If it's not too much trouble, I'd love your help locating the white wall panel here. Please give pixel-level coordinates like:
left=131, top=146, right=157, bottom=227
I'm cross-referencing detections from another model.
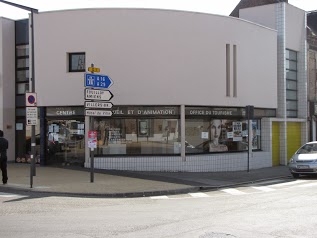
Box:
left=285, top=5, right=306, bottom=51
left=240, top=4, right=276, bottom=30
left=0, top=18, right=16, bottom=161
left=34, top=9, right=277, bottom=108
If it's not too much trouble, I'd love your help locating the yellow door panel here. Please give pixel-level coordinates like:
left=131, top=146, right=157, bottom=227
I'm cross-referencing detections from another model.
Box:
left=287, top=122, right=301, bottom=160
left=272, top=122, right=280, bottom=166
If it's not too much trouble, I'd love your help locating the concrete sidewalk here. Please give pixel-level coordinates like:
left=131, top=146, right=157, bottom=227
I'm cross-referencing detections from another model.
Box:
left=0, top=163, right=291, bottom=197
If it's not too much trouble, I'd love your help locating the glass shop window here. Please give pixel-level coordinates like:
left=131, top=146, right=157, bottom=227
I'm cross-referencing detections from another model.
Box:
left=185, top=118, right=261, bottom=154
left=92, top=118, right=180, bottom=155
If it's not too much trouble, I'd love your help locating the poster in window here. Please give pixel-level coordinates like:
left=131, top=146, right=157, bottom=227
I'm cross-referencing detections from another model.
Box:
left=233, top=121, right=242, bottom=141
left=252, top=121, right=258, bottom=149
left=108, top=128, right=121, bottom=143
left=201, top=132, right=208, bottom=139
left=139, top=120, right=149, bottom=136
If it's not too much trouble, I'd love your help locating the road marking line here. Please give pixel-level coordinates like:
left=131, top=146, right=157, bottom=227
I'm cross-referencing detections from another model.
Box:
left=297, top=182, right=317, bottom=188
left=2, top=183, right=30, bottom=188
left=150, top=195, right=169, bottom=199
left=269, top=180, right=306, bottom=187
left=251, top=179, right=285, bottom=186
left=220, top=188, right=246, bottom=195
left=1, top=184, right=50, bottom=189
left=0, top=192, right=19, bottom=198
left=251, top=186, right=276, bottom=192
left=188, top=192, right=210, bottom=198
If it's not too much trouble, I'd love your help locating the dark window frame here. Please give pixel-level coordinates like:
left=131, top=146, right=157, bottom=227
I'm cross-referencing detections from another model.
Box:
left=286, top=49, right=298, bottom=118
left=68, top=52, right=85, bottom=72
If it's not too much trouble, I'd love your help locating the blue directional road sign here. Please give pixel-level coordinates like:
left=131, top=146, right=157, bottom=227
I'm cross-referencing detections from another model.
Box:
left=85, top=73, right=113, bottom=89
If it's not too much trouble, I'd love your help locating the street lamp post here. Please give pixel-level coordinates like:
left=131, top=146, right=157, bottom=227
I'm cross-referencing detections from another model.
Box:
left=0, top=0, right=38, bottom=188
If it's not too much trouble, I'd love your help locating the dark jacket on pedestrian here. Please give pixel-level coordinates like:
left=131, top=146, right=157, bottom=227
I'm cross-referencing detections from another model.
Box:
left=0, top=132, right=8, bottom=161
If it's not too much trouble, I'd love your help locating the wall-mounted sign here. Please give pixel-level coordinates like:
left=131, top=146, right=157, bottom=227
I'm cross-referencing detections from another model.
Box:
left=186, top=107, right=243, bottom=117
left=109, top=106, right=179, bottom=116
left=46, top=107, right=84, bottom=117
left=185, top=107, right=276, bottom=118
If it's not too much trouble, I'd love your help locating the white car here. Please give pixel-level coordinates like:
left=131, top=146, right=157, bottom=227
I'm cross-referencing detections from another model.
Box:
left=288, top=141, right=317, bottom=178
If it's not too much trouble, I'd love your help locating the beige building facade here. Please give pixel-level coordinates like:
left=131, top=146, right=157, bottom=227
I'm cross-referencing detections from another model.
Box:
left=0, top=2, right=310, bottom=172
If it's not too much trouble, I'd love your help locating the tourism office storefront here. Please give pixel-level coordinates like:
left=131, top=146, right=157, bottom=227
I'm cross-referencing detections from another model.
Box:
left=29, top=105, right=275, bottom=171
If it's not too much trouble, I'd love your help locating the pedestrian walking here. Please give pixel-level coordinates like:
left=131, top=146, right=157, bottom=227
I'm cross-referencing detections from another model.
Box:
left=0, top=130, right=9, bottom=184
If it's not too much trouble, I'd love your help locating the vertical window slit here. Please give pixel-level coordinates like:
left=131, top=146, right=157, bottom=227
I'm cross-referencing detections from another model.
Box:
left=233, top=45, right=237, bottom=97
left=226, top=44, right=230, bottom=97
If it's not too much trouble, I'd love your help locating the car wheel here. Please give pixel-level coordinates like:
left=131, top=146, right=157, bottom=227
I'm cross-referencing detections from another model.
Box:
left=292, top=173, right=300, bottom=178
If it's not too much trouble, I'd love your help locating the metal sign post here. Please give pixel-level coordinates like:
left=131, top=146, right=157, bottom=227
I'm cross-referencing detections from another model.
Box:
left=88, top=64, right=96, bottom=183
left=246, top=105, right=254, bottom=172
left=30, top=6, right=38, bottom=189
left=84, top=64, right=114, bottom=183
left=88, top=130, right=97, bottom=182
left=90, top=147, right=94, bottom=182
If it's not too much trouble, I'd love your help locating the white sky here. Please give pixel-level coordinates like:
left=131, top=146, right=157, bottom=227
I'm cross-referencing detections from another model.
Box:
left=0, top=0, right=316, bottom=20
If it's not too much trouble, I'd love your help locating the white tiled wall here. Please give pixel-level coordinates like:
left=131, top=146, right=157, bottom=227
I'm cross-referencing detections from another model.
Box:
left=86, top=151, right=272, bottom=172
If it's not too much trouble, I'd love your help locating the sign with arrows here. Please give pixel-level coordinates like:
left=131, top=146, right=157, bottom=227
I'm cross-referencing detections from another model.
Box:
left=85, top=88, right=113, bottom=101
left=85, top=73, right=113, bottom=89
left=85, top=101, right=113, bottom=109
left=84, top=65, right=114, bottom=183
left=85, top=110, right=113, bottom=117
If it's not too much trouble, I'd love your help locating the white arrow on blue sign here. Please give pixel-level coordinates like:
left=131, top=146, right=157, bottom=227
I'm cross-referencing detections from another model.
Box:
left=85, top=73, right=113, bottom=89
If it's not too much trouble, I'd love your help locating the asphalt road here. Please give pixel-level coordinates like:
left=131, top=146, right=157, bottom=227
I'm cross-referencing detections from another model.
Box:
left=1, top=177, right=317, bottom=238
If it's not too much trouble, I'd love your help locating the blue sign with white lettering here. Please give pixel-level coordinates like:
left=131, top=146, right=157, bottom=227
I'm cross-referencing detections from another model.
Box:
left=85, top=73, right=113, bottom=89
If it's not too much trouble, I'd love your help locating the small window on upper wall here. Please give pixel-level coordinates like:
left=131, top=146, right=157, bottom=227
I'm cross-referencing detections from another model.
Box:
left=68, top=52, right=85, bottom=72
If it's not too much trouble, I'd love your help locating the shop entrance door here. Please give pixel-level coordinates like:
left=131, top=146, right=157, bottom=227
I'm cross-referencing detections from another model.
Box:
left=47, top=119, right=85, bottom=166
